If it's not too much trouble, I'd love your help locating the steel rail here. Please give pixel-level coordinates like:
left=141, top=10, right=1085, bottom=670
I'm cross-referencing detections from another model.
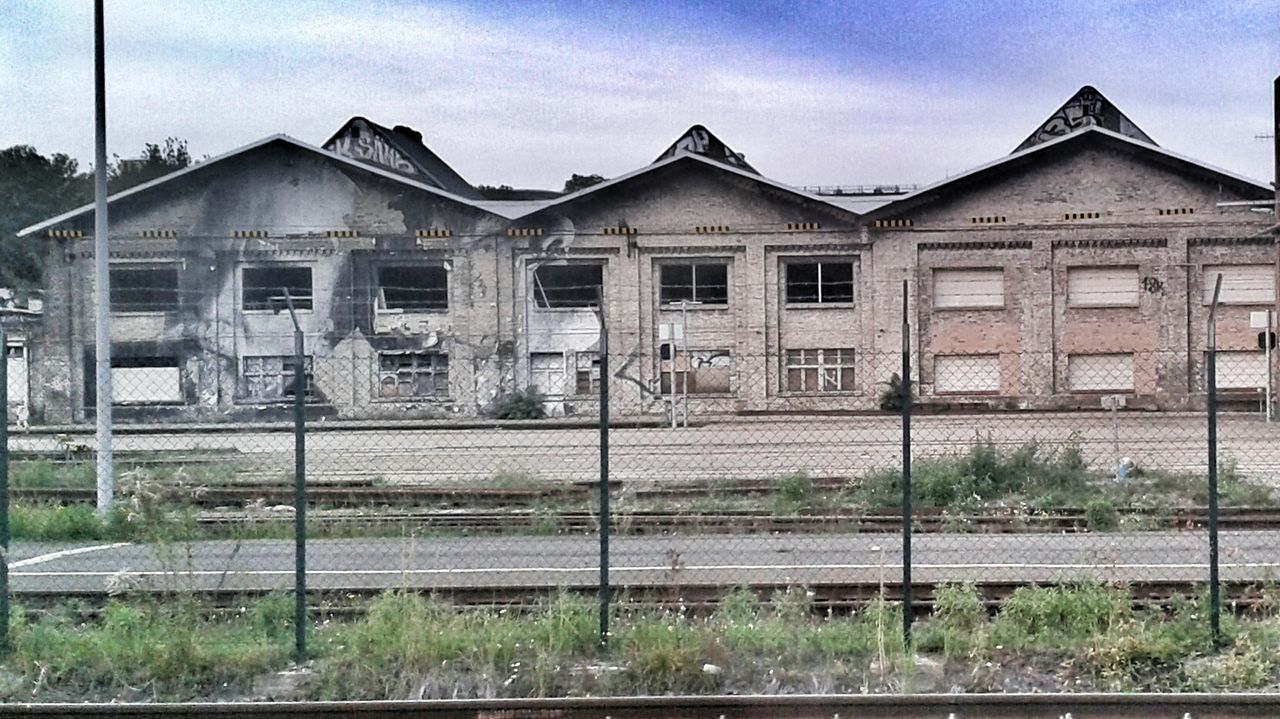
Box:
left=1, top=693, right=1279, bottom=718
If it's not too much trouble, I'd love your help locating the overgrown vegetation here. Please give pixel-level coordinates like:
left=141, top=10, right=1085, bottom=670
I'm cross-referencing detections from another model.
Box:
left=483, top=388, right=547, bottom=419
left=7, top=583, right=1280, bottom=700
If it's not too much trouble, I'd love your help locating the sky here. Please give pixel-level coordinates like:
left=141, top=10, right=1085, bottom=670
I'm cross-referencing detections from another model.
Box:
left=2, top=0, right=1278, bottom=191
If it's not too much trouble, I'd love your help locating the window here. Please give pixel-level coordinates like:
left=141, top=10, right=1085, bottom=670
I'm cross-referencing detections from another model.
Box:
left=1067, top=353, right=1134, bottom=392
left=378, top=351, right=449, bottom=398
left=934, top=355, right=1000, bottom=394
left=933, top=268, right=1004, bottom=309
left=1203, top=265, right=1276, bottom=305
left=110, top=266, right=178, bottom=313
left=241, top=355, right=312, bottom=400
left=660, top=349, right=733, bottom=394
left=785, top=348, right=856, bottom=392
left=785, top=261, right=854, bottom=304
left=1067, top=267, right=1139, bottom=307
left=111, top=356, right=182, bottom=404
left=377, top=265, right=448, bottom=311
left=660, top=263, right=728, bottom=305
left=574, top=352, right=601, bottom=395
left=529, top=353, right=567, bottom=396
left=243, top=266, right=312, bottom=311
left=532, top=264, right=603, bottom=308
left=1215, top=351, right=1268, bottom=390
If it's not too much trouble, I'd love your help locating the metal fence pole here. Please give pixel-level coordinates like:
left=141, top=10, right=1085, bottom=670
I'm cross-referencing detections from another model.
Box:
left=284, top=291, right=307, bottom=663
left=1206, top=275, right=1223, bottom=649
left=0, top=324, right=9, bottom=655
left=595, top=287, right=610, bottom=646
left=900, top=279, right=913, bottom=648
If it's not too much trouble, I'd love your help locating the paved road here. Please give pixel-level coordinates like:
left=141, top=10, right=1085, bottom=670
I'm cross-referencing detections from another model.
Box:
left=9, top=530, right=1274, bottom=595
left=10, top=413, right=1280, bottom=486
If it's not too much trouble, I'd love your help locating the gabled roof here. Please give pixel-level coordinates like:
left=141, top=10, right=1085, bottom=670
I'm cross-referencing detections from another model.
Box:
left=866, top=125, right=1274, bottom=221
left=322, top=117, right=484, bottom=200
left=654, top=125, right=758, bottom=174
left=18, top=134, right=501, bottom=237
left=515, top=149, right=856, bottom=221
left=1014, top=85, right=1156, bottom=153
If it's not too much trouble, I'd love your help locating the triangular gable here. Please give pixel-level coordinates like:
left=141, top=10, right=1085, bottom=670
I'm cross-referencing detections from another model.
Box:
left=517, top=151, right=856, bottom=221
left=323, top=117, right=484, bottom=200
left=1013, top=86, right=1156, bottom=153
left=654, top=125, right=758, bottom=174
left=867, top=126, right=1272, bottom=221
left=18, top=134, right=500, bottom=237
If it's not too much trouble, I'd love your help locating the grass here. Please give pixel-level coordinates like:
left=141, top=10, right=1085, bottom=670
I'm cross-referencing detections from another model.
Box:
left=8, top=583, right=1280, bottom=700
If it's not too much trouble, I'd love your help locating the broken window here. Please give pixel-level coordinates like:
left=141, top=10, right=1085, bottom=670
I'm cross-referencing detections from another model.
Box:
left=110, top=266, right=178, bottom=313
left=529, top=353, right=567, bottom=396
left=785, top=261, right=854, bottom=304
left=532, top=264, right=603, bottom=308
left=377, top=351, right=449, bottom=398
left=111, top=356, right=183, bottom=404
left=659, top=263, right=728, bottom=305
left=242, top=266, right=312, bottom=311
left=241, top=355, right=313, bottom=401
left=785, top=348, right=855, bottom=393
left=377, top=265, right=448, bottom=311
left=660, top=349, right=733, bottom=394
left=574, top=351, right=601, bottom=395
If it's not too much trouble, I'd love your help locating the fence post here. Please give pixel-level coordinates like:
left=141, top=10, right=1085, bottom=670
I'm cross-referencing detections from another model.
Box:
left=900, top=279, right=913, bottom=648
left=0, top=324, right=9, bottom=655
left=1207, top=274, right=1223, bottom=649
left=594, top=287, right=610, bottom=647
left=283, top=291, right=307, bottom=663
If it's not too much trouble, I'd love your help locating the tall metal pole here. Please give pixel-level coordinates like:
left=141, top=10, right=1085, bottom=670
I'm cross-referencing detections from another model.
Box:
left=0, top=324, right=10, bottom=655
left=284, top=291, right=306, bottom=663
left=92, top=0, right=113, bottom=517
left=1207, top=274, right=1223, bottom=649
left=900, top=279, right=913, bottom=648
left=593, top=287, right=610, bottom=646
left=668, top=323, right=677, bottom=429
left=1267, top=309, right=1273, bottom=423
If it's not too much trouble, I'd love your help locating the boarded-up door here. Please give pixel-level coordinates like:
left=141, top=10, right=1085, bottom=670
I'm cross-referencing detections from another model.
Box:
left=934, top=355, right=1000, bottom=394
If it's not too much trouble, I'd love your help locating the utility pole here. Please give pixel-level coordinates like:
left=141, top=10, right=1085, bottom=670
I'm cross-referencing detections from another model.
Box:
left=93, top=0, right=114, bottom=516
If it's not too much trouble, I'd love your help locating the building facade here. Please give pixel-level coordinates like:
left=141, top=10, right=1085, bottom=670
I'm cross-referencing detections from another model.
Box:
left=17, top=87, right=1278, bottom=424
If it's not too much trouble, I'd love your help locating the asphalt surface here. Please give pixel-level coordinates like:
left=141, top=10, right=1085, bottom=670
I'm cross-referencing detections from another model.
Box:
left=9, top=529, right=1274, bottom=595
left=10, top=413, right=1280, bottom=486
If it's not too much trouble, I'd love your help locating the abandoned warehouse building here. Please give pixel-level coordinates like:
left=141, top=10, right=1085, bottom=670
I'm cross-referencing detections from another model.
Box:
left=13, top=86, right=1280, bottom=424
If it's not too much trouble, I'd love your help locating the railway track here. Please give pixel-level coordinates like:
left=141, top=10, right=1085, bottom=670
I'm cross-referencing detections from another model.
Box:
left=3, top=694, right=1279, bottom=718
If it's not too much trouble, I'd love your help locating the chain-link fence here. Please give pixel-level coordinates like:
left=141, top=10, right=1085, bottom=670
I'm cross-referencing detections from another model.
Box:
left=3, top=288, right=1280, bottom=660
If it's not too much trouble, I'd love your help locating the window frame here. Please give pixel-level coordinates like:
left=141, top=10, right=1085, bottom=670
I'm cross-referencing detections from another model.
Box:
left=109, top=355, right=184, bottom=405
left=658, top=261, right=730, bottom=307
left=1065, top=265, right=1140, bottom=308
left=109, top=264, right=180, bottom=315
left=375, top=264, right=449, bottom=313
left=530, top=262, right=604, bottom=310
left=375, top=350, right=450, bottom=400
left=1202, top=264, right=1277, bottom=306
left=241, top=265, right=314, bottom=313
left=783, top=348, right=857, bottom=394
left=239, top=355, right=314, bottom=402
left=529, top=352, right=568, bottom=397
left=932, top=267, right=1006, bottom=311
left=783, top=259, right=857, bottom=306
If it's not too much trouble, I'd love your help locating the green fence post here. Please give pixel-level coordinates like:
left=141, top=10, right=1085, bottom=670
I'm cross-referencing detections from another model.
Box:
left=900, top=280, right=912, bottom=649
left=594, top=287, right=610, bottom=647
left=282, top=290, right=307, bottom=664
left=0, top=324, right=9, bottom=656
left=1206, top=274, right=1223, bottom=650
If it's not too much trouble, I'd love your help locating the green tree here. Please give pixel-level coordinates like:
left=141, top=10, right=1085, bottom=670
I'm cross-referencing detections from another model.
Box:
left=562, top=173, right=605, bottom=193
left=0, top=146, right=90, bottom=287
left=109, top=137, right=191, bottom=192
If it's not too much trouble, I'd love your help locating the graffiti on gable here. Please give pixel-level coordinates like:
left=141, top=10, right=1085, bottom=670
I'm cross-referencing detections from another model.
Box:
left=1033, top=90, right=1106, bottom=145
left=328, top=132, right=418, bottom=176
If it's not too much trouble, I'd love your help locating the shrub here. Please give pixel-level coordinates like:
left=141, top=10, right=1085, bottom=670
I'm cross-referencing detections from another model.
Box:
left=484, top=388, right=547, bottom=419
left=1085, top=498, right=1119, bottom=531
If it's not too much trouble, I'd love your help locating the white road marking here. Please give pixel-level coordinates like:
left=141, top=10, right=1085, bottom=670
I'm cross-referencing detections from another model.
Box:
left=11, top=561, right=1279, bottom=578
left=10, top=542, right=132, bottom=569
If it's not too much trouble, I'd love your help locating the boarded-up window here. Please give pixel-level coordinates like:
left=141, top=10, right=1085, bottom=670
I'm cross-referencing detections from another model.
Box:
left=1215, top=351, right=1268, bottom=390
left=241, top=355, right=312, bottom=400
left=110, top=266, right=179, bottom=313
left=785, top=348, right=855, bottom=392
left=660, top=349, right=733, bottom=394
left=934, top=355, right=1000, bottom=394
left=1067, top=267, right=1139, bottom=307
left=660, top=263, right=729, bottom=305
left=243, top=266, right=313, bottom=311
left=574, top=352, right=601, bottom=395
left=377, top=265, right=448, bottom=311
left=378, top=351, right=449, bottom=398
left=6, top=342, right=28, bottom=422
left=1203, top=265, right=1276, bottom=305
left=784, top=261, right=855, bottom=304
left=933, top=268, right=1004, bottom=309
left=111, top=356, right=182, bottom=404
left=529, top=353, right=567, bottom=396
left=1067, top=353, right=1134, bottom=392
left=532, top=264, right=603, bottom=308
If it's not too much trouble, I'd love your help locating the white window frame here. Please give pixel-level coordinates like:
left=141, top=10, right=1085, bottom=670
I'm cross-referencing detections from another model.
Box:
left=784, top=348, right=856, bottom=393
left=376, top=351, right=450, bottom=399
